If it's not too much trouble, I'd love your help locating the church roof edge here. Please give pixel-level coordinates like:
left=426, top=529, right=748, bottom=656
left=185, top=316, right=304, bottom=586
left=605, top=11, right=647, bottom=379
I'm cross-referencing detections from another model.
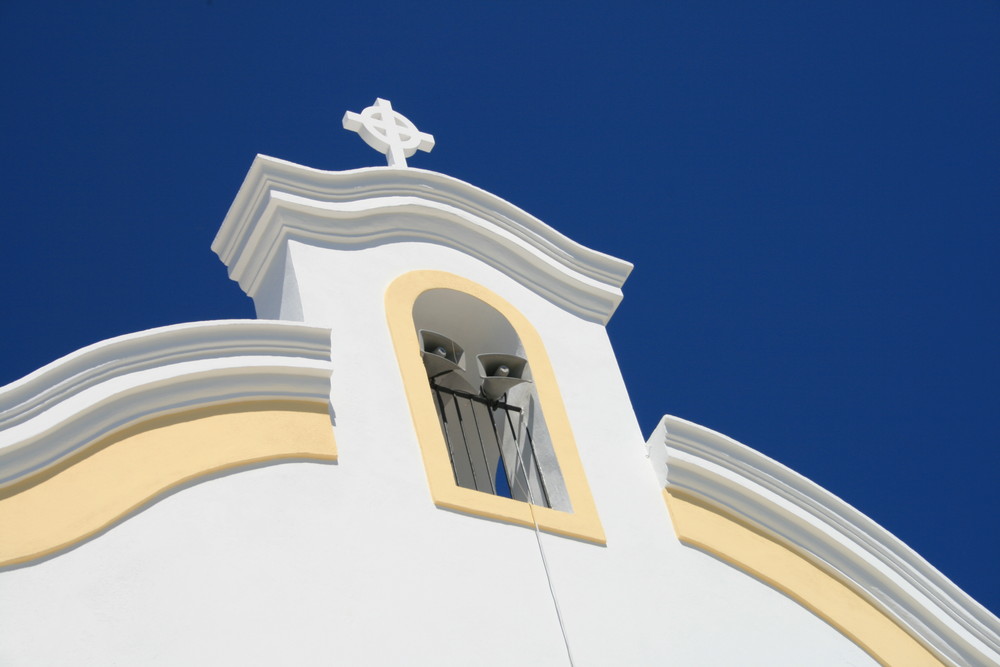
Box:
left=213, top=155, right=634, bottom=325
left=650, top=415, right=1000, bottom=667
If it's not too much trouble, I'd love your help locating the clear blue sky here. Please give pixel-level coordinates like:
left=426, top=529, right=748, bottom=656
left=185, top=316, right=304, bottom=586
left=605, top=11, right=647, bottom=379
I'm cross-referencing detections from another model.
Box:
left=1, top=3, right=997, bottom=614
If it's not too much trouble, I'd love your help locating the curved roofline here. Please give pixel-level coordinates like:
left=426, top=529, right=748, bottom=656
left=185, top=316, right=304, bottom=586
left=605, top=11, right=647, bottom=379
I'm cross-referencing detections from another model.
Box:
left=0, top=320, right=332, bottom=489
left=648, top=415, right=1000, bottom=667
left=212, top=156, right=633, bottom=324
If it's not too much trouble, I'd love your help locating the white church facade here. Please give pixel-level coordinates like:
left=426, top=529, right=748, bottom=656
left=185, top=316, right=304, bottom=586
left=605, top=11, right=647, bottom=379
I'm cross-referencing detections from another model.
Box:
left=1, top=100, right=997, bottom=666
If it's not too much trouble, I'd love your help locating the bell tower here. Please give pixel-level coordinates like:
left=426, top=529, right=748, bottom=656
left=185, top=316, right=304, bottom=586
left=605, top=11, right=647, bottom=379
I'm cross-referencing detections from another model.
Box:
left=210, top=100, right=674, bottom=660
left=212, top=99, right=642, bottom=550
left=5, top=99, right=984, bottom=666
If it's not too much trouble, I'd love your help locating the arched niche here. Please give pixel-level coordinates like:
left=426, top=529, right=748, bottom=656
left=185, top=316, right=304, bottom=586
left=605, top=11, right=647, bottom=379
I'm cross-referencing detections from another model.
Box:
left=385, top=271, right=605, bottom=545
left=413, top=288, right=570, bottom=511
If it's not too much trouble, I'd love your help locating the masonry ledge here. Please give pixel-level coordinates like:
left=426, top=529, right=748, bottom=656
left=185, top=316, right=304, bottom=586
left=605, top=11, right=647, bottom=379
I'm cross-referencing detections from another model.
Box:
left=0, top=320, right=333, bottom=488
left=649, top=415, right=1000, bottom=667
left=212, top=156, right=633, bottom=324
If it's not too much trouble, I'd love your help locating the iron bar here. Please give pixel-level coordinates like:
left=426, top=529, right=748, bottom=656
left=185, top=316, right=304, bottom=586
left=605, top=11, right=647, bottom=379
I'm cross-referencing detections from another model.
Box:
left=430, top=382, right=548, bottom=508
left=432, top=384, right=461, bottom=486
left=450, top=390, right=481, bottom=493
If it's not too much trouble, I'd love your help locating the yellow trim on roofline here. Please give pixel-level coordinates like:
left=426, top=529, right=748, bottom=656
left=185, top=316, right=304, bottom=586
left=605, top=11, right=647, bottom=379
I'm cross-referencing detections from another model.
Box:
left=0, top=400, right=336, bottom=568
left=385, top=270, right=605, bottom=545
left=663, top=489, right=944, bottom=667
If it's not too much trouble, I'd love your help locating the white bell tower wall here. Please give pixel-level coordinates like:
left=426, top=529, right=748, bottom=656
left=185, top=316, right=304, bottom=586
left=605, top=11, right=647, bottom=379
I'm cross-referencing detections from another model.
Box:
left=205, top=155, right=889, bottom=665
left=3, top=136, right=992, bottom=663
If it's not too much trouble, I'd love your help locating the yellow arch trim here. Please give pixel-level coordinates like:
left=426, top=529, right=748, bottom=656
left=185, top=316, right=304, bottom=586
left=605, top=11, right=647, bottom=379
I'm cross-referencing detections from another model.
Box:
left=0, top=401, right=336, bottom=568
left=664, top=489, right=944, bottom=666
left=386, top=270, right=605, bottom=544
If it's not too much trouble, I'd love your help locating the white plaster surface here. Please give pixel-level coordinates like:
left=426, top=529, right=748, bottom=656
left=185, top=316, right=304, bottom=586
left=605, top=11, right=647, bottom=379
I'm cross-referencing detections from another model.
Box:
left=0, top=236, right=880, bottom=665
left=0, top=440, right=873, bottom=667
left=9, top=159, right=981, bottom=664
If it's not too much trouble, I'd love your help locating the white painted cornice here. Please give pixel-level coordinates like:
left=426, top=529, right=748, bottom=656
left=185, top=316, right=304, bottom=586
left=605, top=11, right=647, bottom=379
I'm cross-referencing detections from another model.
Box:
left=0, top=320, right=332, bottom=489
left=649, top=415, right=1000, bottom=667
left=212, top=155, right=633, bottom=324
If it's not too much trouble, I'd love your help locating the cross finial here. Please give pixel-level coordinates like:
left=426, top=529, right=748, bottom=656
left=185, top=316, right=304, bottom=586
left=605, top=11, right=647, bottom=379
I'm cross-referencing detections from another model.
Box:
left=342, top=98, right=435, bottom=167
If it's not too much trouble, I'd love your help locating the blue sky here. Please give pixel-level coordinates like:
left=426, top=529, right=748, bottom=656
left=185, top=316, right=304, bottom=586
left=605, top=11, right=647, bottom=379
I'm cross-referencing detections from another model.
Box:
left=1, top=3, right=997, bottom=614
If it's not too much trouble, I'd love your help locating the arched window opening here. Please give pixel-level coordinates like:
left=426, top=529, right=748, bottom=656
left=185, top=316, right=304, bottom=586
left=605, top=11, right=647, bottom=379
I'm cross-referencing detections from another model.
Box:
left=413, top=289, right=570, bottom=511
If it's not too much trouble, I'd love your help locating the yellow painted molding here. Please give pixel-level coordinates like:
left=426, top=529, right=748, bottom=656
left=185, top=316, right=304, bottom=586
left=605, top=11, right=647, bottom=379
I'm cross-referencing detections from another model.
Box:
left=0, top=401, right=336, bottom=568
left=385, top=270, right=605, bottom=545
left=663, top=489, right=944, bottom=667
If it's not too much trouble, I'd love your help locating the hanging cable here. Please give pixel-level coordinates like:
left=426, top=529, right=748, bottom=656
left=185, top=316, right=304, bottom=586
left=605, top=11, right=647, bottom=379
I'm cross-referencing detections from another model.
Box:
left=504, top=404, right=576, bottom=666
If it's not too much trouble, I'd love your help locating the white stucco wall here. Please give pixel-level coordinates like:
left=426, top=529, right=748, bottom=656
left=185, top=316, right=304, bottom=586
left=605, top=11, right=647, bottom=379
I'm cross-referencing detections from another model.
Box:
left=0, top=237, right=881, bottom=666
left=19, top=130, right=959, bottom=667
left=0, top=459, right=875, bottom=666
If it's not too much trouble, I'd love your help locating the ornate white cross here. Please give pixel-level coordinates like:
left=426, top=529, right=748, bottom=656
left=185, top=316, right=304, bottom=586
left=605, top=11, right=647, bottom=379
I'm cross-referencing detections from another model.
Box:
left=342, top=98, right=435, bottom=168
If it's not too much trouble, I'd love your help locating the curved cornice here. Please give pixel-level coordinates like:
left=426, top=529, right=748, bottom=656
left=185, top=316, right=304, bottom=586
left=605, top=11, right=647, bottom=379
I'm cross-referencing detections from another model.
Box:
left=648, top=415, right=1000, bottom=667
left=0, top=320, right=332, bottom=489
left=211, top=156, right=633, bottom=324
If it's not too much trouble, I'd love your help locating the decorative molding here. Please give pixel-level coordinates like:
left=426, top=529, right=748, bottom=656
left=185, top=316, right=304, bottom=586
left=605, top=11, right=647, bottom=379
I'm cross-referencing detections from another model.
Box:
left=0, top=320, right=333, bottom=489
left=664, top=489, right=944, bottom=666
left=649, top=415, right=1000, bottom=667
left=0, top=402, right=336, bottom=568
left=212, top=155, right=633, bottom=324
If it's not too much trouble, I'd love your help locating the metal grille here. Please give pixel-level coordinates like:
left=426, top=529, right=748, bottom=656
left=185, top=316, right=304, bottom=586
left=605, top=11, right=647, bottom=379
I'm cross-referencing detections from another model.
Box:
left=430, top=383, right=551, bottom=508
